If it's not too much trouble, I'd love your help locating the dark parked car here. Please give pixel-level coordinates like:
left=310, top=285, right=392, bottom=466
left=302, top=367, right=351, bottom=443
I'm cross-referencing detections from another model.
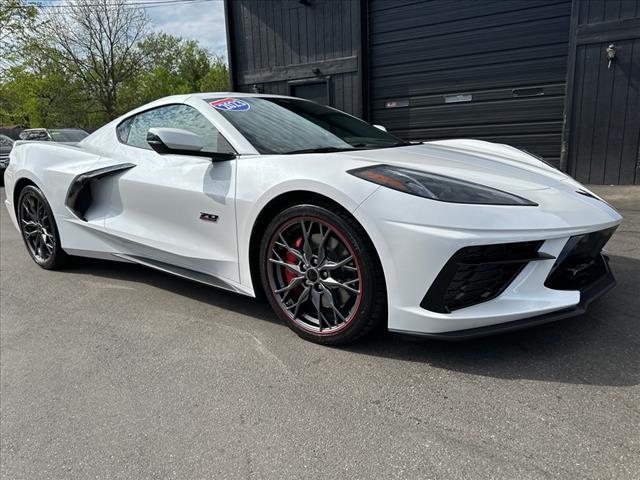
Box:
left=19, top=128, right=89, bottom=143
left=0, top=133, right=14, bottom=176
left=0, top=126, right=25, bottom=140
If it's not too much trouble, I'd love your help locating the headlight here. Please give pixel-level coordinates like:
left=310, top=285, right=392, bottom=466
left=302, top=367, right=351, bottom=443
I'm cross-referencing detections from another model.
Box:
left=348, top=165, right=537, bottom=206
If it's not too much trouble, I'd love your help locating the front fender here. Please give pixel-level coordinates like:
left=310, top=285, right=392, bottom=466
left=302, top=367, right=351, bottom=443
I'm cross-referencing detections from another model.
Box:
left=235, top=156, right=380, bottom=292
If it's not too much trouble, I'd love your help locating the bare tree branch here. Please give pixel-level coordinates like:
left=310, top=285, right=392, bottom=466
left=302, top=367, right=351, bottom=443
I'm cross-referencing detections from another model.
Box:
left=36, top=0, right=148, bottom=119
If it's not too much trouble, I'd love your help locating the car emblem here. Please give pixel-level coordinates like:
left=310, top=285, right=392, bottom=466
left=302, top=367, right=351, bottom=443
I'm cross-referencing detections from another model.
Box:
left=199, top=212, right=219, bottom=222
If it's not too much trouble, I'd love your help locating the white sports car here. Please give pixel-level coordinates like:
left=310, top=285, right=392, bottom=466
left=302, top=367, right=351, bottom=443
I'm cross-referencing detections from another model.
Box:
left=3, top=93, right=622, bottom=344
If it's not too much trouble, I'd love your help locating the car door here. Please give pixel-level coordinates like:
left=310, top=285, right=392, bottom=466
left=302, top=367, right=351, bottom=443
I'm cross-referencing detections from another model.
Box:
left=103, top=102, right=241, bottom=284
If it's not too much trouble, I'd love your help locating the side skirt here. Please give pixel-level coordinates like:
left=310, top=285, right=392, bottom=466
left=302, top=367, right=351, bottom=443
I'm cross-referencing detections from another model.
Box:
left=113, top=253, right=248, bottom=295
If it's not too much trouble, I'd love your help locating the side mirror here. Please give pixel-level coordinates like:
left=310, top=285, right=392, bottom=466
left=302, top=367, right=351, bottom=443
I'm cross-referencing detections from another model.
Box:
left=146, top=127, right=235, bottom=161
left=373, top=124, right=387, bottom=132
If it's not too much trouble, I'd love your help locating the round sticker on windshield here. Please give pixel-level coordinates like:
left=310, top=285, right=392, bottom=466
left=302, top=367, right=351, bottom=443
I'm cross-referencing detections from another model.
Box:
left=210, top=98, right=250, bottom=112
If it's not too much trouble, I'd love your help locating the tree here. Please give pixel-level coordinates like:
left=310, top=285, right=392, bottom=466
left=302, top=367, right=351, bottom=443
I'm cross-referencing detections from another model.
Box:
left=1, top=57, right=96, bottom=128
left=1, top=2, right=229, bottom=130
left=199, top=56, right=229, bottom=92
left=34, top=0, right=148, bottom=120
left=133, top=32, right=229, bottom=105
left=0, top=0, right=39, bottom=70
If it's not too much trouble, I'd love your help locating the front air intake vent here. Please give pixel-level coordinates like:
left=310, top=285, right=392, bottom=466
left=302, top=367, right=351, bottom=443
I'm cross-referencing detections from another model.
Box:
left=421, top=241, right=549, bottom=313
left=545, top=227, right=617, bottom=292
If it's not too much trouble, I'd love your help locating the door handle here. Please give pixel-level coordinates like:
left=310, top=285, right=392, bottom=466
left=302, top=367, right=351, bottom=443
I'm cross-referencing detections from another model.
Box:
left=606, top=44, right=616, bottom=69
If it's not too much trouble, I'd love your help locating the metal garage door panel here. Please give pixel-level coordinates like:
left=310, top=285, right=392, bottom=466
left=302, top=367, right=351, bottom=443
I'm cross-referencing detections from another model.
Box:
left=563, top=0, right=640, bottom=184
left=368, top=0, right=573, bottom=167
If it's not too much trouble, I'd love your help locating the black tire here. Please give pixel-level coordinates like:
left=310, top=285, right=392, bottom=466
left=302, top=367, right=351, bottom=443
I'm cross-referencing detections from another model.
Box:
left=17, top=185, right=69, bottom=270
left=259, top=203, right=386, bottom=345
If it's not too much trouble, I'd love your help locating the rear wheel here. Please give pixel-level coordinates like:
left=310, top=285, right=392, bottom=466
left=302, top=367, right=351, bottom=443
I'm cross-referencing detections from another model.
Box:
left=17, top=185, right=68, bottom=269
left=259, top=204, right=386, bottom=345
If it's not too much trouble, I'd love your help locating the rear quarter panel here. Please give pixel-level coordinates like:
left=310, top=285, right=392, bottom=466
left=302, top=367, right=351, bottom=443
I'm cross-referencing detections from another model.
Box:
left=6, top=142, right=104, bottom=221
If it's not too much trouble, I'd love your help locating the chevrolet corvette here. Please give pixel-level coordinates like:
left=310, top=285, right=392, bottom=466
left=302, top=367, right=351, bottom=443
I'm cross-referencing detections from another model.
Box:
left=3, top=93, right=622, bottom=344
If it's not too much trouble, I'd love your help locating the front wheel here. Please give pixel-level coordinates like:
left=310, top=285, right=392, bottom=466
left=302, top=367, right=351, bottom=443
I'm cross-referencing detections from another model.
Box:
left=259, top=204, right=386, bottom=345
left=17, top=185, right=68, bottom=269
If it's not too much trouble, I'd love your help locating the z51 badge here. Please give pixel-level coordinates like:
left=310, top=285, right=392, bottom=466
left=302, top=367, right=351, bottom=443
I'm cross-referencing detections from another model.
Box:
left=210, top=98, right=250, bottom=112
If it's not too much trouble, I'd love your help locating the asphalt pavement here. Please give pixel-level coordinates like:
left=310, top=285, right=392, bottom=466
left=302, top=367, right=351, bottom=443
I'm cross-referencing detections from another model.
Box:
left=1, top=185, right=639, bottom=479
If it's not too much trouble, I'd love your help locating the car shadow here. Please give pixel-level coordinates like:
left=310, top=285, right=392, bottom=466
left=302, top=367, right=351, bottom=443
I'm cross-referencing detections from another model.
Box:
left=64, top=254, right=640, bottom=388
left=64, top=257, right=280, bottom=325
left=352, top=253, right=640, bottom=388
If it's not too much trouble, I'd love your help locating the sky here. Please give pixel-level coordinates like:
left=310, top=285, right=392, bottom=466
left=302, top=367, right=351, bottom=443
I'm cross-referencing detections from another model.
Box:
left=37, top=0, right=229, bottom=58
left=146, top=0, right=228, bottom=57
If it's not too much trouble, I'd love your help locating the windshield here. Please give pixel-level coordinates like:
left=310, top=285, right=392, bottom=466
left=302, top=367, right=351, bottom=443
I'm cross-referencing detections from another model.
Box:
left=49, top=129, right=88, bottom=142
left=206, top=96, right=408, bottom=154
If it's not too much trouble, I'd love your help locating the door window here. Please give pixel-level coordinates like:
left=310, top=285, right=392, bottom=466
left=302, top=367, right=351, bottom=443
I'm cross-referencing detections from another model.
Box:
left=120, top=104, right=234, bottom=154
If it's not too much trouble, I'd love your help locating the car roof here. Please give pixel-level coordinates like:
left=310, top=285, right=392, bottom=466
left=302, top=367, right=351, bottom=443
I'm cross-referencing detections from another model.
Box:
left=187, top=92, right=296, bottom=99
left=23, top=128, right=86, bottom=132
left=88, top=92, right=311, bottom=142
left=110, top=92, right=304, bottom=123
left=182, top=92, right=304, bottom=104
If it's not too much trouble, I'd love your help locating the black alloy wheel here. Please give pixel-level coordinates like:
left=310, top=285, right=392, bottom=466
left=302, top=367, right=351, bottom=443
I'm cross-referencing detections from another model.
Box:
left=17, top=185, right=68, bottom=269
left=260, top=204, right=386, bottom=345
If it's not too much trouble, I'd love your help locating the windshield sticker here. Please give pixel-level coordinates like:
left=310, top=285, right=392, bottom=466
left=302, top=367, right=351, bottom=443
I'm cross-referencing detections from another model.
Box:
left=210, top=98, right=250, bottom=112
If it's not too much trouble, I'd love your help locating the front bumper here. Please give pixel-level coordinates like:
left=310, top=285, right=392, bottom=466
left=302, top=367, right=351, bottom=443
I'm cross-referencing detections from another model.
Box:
left=354, top=184, right=622, bottom=336
left=397, top=256, right=615, bottom=340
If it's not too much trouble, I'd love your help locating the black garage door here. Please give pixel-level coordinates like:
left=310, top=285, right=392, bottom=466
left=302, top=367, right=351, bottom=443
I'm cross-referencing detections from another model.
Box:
left=562, top=0, right=640, bottom=185
left=368, top=0, right=573, bottom=167
left=225, top=0, right=364, bottom=118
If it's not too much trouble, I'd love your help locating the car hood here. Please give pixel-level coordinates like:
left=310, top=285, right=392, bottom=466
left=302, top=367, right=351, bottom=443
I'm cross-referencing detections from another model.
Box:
left=340, top=139, right=576, bottom=193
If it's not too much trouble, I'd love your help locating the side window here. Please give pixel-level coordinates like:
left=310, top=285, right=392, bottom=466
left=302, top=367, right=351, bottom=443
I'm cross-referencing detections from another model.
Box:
left=116, top=117, right=133, bottom=143
left=122, top=104, right=234, bottom=154
left=26, top=131, right=49, bottom=141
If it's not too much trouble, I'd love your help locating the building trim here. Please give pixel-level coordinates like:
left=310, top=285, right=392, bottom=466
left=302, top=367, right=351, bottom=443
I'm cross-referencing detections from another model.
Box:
left=236, top=56, right=358, bottom=86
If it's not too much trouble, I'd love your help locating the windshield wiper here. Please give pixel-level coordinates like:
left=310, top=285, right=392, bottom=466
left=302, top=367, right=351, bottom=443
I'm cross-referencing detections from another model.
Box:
left=282, top=146, right=359, bottom=155
left=343, top=141, right=413, bottom=149
left=282, top=141, right=413, bottom=155
left=367, top=141, right=414, bottom=148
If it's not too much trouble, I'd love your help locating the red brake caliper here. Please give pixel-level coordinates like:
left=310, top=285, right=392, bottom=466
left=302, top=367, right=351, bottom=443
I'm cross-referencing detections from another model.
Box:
left=284, top=236, right=304, bottom=286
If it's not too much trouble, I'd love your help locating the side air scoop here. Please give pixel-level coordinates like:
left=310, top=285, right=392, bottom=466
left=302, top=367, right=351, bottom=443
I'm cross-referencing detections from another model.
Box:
left=65, top=163, right=136, bottom=220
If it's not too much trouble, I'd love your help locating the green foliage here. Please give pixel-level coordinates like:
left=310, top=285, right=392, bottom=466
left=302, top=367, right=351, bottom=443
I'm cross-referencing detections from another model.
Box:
left=132, top=32, right=229, bottom=106
left=200, top=57, right=230, bottom=93
left=1, top=2, right=229, bottom=131
left=0, top=0, right=39, bottom=67
left=0, top=64, right=93, bottom=128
